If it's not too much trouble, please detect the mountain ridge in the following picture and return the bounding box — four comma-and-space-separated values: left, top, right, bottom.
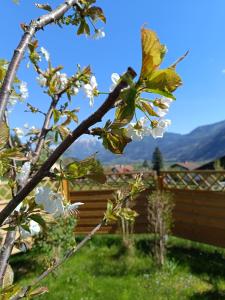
65, 120, 225, 163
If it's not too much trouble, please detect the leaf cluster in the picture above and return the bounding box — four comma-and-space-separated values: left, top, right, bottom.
60, 0, 106, 36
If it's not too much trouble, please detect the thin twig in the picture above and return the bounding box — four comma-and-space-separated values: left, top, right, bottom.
0, 0, 82, 122
169, 50, 189, 69
32, 95, 60, 164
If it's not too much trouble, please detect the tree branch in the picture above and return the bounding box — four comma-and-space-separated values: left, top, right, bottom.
0, 0, 83, 123
0, 231, 16, 287
0, 67, 137, 226
32, 95, 59, 164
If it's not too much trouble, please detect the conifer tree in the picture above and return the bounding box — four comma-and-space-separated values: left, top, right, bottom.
152, 147, 164, 175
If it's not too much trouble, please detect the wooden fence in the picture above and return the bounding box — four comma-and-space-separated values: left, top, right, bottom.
1, 171, 225, 248
69, 172, 155, 234
69, 171, 225, 248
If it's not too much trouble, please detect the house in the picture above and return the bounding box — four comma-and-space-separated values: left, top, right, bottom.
111, 164, 134, 173
170, 162, 201, 171
196, 155, 225, 170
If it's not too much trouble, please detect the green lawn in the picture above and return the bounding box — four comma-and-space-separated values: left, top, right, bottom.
10, 236, 225, 300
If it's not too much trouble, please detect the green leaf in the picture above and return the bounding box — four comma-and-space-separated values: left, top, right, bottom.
87, 6, 106, 23
114, 87, 137, 126
118, 207, 138, 222
29, 214, 46, 228
28, 286, 49, 297
57, 125, 70, 140
77, 19, 90, 35
144, 88, 176, 100
35, 3, 52, 12
53, 109, 60, 124
139, 100, 159, 117
2, 226, 16, 232
104, 200, 118, 224
66, 157, 106, 184
146, 68, 182, 93
21, 224, 31, 233
0, 159, 9, 177
140, 28, 166, 80
0, 284, 21, 299
0, 122, 9, 150
0, 148, 27, 161
102, 128, 131, 154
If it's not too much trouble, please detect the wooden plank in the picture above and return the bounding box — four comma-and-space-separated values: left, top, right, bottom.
76, 202, 108, 209
174, 204, 225, 219
173, 222, 225, 248
79, 210, 106, 217
70, 195, 113, 202
174, 212, 225, 230
77, 218, 103, 225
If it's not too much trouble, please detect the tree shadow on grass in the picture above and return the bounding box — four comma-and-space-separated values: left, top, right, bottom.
9, 250, 43, 282
167, 245, 225, 278
167, 243, 225, 299
190, 288, 225, 300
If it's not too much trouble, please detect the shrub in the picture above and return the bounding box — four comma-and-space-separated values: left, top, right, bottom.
147, 191, 174, 266
33, 216, 76, 264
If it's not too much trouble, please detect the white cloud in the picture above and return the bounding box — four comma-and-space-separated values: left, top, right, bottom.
222, 69, 225, 74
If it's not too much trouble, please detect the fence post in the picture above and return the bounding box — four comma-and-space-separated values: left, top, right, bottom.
61, 179, 69, 201
157, 173, 164, 191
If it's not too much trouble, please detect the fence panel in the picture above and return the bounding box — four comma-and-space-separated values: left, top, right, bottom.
71, 171, 225, 248
70, 188, 151, 234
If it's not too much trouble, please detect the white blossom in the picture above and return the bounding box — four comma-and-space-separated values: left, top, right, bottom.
55, 71, 68, 91
37, 74, 47, 87
16, 162, 31, 186
20, 220, 41, 239
71, 86, 79, 95
64, 202, 84, 216
35, 187, 84, 218
35, 187, 64, 217
152, 119, 172, 139
40, 46, 50, 62
110, 73, 120, 92
19, 81, 29, 100
8, 98, 17, 107
157, 107, 169, 117
127, 117, 151, 141
160, 97, 173, 108
14, 127, 24, 138
156, 97, 173, 117
93, 29, 105, 40
83, 75, 98, 107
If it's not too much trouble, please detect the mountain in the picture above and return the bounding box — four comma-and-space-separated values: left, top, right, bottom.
65, 120, 225, 163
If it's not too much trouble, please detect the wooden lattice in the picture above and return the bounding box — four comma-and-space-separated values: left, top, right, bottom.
69, 171, 156, 191
161, 171, 225, 192
0, 179, 60, 203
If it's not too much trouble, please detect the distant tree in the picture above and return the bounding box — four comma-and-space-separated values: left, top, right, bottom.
142, 159, 149, 169
152, 147, 164, 175
214, 159, 224, 170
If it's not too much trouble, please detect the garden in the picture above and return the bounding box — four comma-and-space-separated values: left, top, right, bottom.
1, 1, 225, 299
10, 235, 225, 300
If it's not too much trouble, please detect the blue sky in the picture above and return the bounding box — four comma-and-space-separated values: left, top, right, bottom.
1, 0, 225, 134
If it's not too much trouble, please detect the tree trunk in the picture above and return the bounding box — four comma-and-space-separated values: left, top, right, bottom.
0, 230, 16, 287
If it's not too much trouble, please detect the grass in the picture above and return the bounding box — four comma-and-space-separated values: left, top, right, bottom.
9, 235, 225, 300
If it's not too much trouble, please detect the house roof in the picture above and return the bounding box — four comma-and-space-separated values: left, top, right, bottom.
111, 165, 134, 173
170, 162, 201, 171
